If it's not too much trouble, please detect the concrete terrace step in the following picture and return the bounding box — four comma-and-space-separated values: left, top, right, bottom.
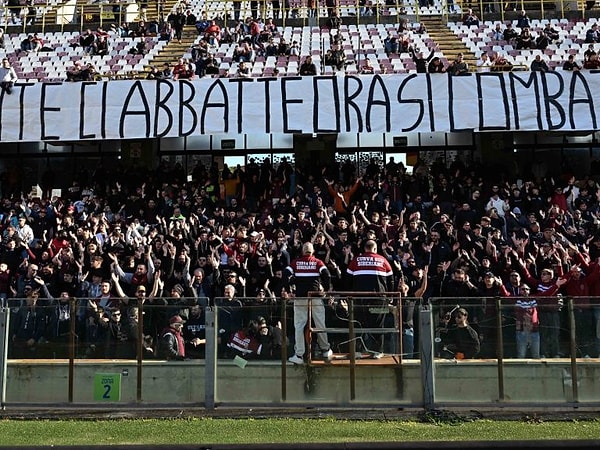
420, 15, 477, 67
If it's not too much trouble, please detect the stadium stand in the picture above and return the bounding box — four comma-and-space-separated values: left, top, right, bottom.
0, 0, 598, 79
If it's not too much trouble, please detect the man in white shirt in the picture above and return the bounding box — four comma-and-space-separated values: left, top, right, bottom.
476, 53, 492, 72
0, 58, 17, 94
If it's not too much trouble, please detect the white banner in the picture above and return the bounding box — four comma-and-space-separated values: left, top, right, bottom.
2, 71, 598, 142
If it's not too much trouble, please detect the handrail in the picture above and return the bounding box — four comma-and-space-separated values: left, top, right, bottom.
2, 295, 600, 407
1, 0, 589, 38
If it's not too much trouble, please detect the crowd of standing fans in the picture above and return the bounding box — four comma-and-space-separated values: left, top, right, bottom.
5, 155, 600, 362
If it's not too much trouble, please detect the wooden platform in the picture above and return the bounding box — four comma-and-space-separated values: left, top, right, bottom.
309, 354, 402, 366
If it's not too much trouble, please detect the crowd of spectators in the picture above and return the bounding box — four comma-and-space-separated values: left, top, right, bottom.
5, 153, 600, 362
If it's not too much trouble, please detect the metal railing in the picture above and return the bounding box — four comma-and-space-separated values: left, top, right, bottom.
0, 0, 588, 36
2, 294, 600, 408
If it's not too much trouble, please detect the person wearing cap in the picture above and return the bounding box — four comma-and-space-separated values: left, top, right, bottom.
285, 242, 333, 364
159, 315, 185, 360
429, 211, 452, 236
441, 308, 480, 359
521, 267, 567, 358
477, 271, 510, 358
104, 306, 133, 359
514, 284, 540, 359
506, 207, 527, 236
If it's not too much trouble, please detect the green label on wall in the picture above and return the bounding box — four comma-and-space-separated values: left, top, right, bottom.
93, 373, 121, 402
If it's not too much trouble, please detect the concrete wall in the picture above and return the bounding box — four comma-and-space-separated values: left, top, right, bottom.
6, 359, 600, 407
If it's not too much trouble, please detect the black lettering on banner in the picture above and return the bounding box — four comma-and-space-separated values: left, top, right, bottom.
344, 75, 363, 132
281, 77, 303, 133
80, 82, 97, 140
569, 71, 597, 130
40, 82, 61, 141
426, 74, 435, 131
509, 71, 542, 130
257, 77, 277, 133
228, 78, 253, 133
178, 80, 197, 137
477, 72, 510, 131
120, 81, 151, 138
101, 81, 107, 139
314, 76, 340, 133
18, 83, 34, 141
201, 79, 228, 134
365, 75, 390, 132
397, 74, 423, 132
448, 74, 473, 132
540, 72, 566, 130
154, 79, 174, 138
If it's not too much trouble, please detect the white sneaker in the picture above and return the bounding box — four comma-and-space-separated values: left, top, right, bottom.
322, 349, 333, 361
288, 354, 304, 365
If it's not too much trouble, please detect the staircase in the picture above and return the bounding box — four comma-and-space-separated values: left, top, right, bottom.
41, 0, 134, 31
420, 16, 477, 69
146, 26, 198, 70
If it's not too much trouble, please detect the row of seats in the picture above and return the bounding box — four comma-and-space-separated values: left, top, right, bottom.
5, 15, 600, 80
448, 17, 600, 66
0, 0, 463, 28
1, 33, 164, 80
180, 21, 435, 76
180, 0, 463, 20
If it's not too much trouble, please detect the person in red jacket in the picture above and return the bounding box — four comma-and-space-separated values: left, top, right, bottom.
285, 242, 333, 364
522, 266, 567, 358
347, 239, 394, 353
563, 264, 600, 357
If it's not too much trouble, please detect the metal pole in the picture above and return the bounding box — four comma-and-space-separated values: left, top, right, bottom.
205, 306, 216, 410
136, 299, 144, 403
568, 298, 579, 402
68, 297, 76, 403
397, 294, 403, 363
0, 305, 9, 409
419, 304, 435, 409
495, 297, 505, 402
281, 297, 287, 402
42, 0, 48, 34
348, 297, 356, 401
307, 296, 313, 364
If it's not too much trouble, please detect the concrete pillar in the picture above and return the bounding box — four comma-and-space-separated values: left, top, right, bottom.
204, 307, 216, 411
419, 304, 435, 409
0, 307, 8, 409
